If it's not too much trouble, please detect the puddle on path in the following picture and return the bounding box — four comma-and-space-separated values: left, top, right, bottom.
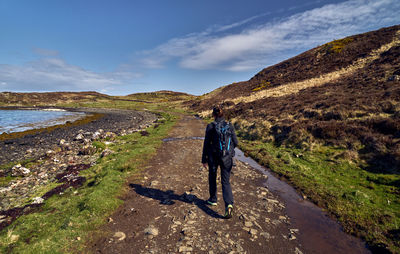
234, 148, 371, 254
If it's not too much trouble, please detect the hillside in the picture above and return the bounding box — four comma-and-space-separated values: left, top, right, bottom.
0, 90, 196, 108
0, 91, 112, 107
190, 25, 400, 110
189, 25, 400, 253
123, 90, 196, 103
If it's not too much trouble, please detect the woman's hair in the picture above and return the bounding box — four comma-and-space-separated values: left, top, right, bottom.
212, 105, 224, 118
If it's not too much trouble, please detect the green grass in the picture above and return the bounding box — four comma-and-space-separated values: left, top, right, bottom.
0, 112, 178, 253
0, 175, 17, 188
239, 139, 400, 253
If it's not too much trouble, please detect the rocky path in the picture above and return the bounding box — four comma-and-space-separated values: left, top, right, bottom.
89, 115, 303, 253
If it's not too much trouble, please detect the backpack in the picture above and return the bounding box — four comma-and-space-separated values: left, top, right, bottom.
213, 121, 235, 167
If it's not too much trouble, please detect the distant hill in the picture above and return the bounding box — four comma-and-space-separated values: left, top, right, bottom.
125, 90, 195, 102
0, 90, 196, 107
0, 91, 111, 106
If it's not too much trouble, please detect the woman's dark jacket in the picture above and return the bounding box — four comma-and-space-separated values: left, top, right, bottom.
202, 117, 238, 164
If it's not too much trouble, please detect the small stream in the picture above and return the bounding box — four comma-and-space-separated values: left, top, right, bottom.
234, 148, 370, 254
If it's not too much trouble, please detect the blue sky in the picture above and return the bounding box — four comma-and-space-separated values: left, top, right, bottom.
1, 0, 399, 95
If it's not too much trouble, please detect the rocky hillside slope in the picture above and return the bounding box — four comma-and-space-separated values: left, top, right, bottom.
190, 24, 400, 173
189, 25, 400, 252
191, 25, 399, 110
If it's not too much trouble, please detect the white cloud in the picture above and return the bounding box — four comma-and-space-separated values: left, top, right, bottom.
0, 56, 140, 93
141, 0, 400, 71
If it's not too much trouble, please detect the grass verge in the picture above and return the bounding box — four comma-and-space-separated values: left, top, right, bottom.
0, 112, 177, 253
239, 139, 400, 253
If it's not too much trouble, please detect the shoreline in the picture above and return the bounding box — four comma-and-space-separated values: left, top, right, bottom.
0, 107, 158, 212
0, 107, 157, 164
0, 109, 89, 138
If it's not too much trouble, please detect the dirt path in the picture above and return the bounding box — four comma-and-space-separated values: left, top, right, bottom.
89, 115, 302, 253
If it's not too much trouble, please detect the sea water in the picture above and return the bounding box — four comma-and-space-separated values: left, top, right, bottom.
0, 109, 86, 134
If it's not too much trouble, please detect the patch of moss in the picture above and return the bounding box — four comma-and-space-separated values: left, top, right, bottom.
92, 141, 106, 151
0, 176, 17, 187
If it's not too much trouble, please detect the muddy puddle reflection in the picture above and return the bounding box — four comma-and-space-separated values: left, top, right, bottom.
234, 148, 370, 254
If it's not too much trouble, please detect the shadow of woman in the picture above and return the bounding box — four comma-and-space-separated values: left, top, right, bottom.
129, 183, 223, 219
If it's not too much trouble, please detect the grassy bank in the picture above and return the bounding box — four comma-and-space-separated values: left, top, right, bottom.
0, 112, 177, 253
238, 139, 400, 253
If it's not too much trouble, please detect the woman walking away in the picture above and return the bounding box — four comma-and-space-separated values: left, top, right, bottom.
202, 106, 238, 219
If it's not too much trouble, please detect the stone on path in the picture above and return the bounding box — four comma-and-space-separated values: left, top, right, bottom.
144, 226, 159, 236
295, 247, 303, 254
244, 221, 253, 227
113, 232, 126, 241
11, 164, 30, 176
249, 228, 258, 235
179, 246, 193, 252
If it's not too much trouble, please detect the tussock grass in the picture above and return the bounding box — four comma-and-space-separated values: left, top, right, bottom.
0, 112, 178, 253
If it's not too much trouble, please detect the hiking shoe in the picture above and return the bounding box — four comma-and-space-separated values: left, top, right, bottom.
206, 200, 217, 206
224, 204, 233, 219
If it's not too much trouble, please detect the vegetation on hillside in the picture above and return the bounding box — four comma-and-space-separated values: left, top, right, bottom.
190, 25, 400, 253
188, 25, 400, 109
321, 37, 354, 54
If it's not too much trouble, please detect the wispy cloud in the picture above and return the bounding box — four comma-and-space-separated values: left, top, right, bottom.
33, 47, 59, 57
0, 56, 141, 93
141, 0, 400, 72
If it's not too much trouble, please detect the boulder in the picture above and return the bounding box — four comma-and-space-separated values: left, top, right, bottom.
92, 131, 101, 140
74, 133, 84, 141
46, 150, 55, 157
78, 145, 96, 156
32, 197, 44, 204
11, 164, 30, 177
101, 148, 113, 158
104, 132, 116, 139
144, 225, 159, 236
